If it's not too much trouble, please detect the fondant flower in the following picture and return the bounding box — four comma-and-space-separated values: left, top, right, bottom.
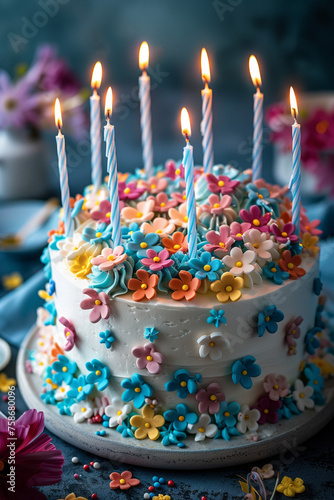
171, 189, 187, 204
71, 400, 94, 423
130, 404, 165, 440
202, 194, 233, 215
99, 330, 115, 349
304, 363, 324, 393
232, 355, 261, 389
304, 327, 321, 355
0, 373, 16, 392
139, 175, 168, 194
148, 192, 178, 212
165, 369, 201, 399
239, 205, 271, 232
236, 405, 261, 434
169, 270, 201, 301
223, 247, 256, 276
58, 494, 88, 500
81, 224, 111, 244
195, 383, 225, 414
204, 225, 234, 256
144, 327, 159, 342
263, 374, 291, 401
141, 248, 174, 271
292, 379, 314, 411
279, 250, 306, 280
52, 355, 77, 385
127, 230, 162, 258
263, 262, 289, 285
54, 381, 71, 401
207, 309, 226, 328
121, 199, 155, 224
285, 316, 303, 346
59, 317, 76, 351
189, 251, 223, 281
128, 269, 159, 301
230, 221, 252, 240
313, 277, 323, 296
276, 476, 305, 497
243, 229, 274, 261
80, 289, 111, 323
162, 232, 188, 255
187, 413, 218, 441
67, 375, 93, 402
118, 181, 145, 201
69, 253, 92, 278
214, 401, 241, 428
165, 159, 185, 180
121, 222, 140, 240
258, 305, 284, 337
271, 222, 298, 244
141, 217, 175, 237
255, 395, 282, 424
110, 470, 140, 490
85, 359, 111, 391
90, 199, 112, 224
168, 202, 201, 229
252, 463, 275, 480
206, 173, 239, 195
300, 213, 322, 236
121, 373, 153, 408
197, 332, 230, 360
210, 272, 244, 303
90, 246, 127, 271
132, 343, 164, 374
302, 232, 319, 256
105, 397, 132, 427
163, 403, 198, 431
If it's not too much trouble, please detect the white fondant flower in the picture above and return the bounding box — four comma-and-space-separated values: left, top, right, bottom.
57, 231, 87, 258
292, 379, 314, 411
243, 266, 263, 288
105, 397, 132, 427
223, 247, 256, 276
187, 413, 217, 441
236, 405, 261, 434
31, 352, 50, 377
197, 332, 230, 360
54, 382, 71, 401
93, 395, 111, 417
243, 229, 273, 262
36, 307, 50, 329
84, 188, 109, 210
71, 400, 94, 423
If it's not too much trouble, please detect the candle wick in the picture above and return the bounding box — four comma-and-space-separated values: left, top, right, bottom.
142, 68, 147, 77
106, 110, 110, 122
184, 133, 189, 143
292, 107, 298, 122
256, 82, 261, 93
93, 87, 98, 95
57, 121, 61, 134
204, 79, 209, 90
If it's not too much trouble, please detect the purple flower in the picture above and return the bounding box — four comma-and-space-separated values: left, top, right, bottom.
195, 383, 225, 414
80, 288, 111, 323
255, 395, 282, 424
239, 205, 271, 232
132, 343, 164, 374
59, 316, 76, 351
118, 181, 145, 201
271, 223, 299, 244
285, 316, 303, 348
0, 71, 39, 128
206, 174, 240, 195
141, 248, 174, 271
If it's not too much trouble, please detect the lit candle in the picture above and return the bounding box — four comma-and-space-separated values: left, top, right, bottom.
54, 98, 72, 236
201, 48, 214, 173
139, 41, 154, 178
90, 62, 103, 194
181, 108, 197, 259
289, 87, 301, 236
249, 55, 263, 181
104, 87, 121, 247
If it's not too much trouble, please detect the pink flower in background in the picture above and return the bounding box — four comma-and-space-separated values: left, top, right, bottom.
148, 192, 177, 212
239, 205, 271, 232
59, 317, 76, 351
139, 176, 168, 194
164, 160, 185, 180
206, 174, 240, 195
300, 213, 322, 236
90, 200, 112, 224
91, 246, 127, 271
270, 222, 298, 244
141, 217, 175, 237
0, 71, 39, 129
141, 248, 173, 271
204, 225, 234, 256
132, 343, 164, 374
171, 190, 187, 204
0, 409, 64, 499
263, 374, 290, 401
118, 181, 145, 201
230, 221, 252, 240
80, 289, 111, 323
202, 194, 233, 215
195, 383, 225, 414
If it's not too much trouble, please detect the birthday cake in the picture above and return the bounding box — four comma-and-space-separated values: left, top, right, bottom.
30, 162, 332, 448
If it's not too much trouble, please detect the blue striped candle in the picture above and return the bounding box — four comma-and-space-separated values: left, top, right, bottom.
201, 48, 214, 173
104, 88, 121, 247
90, 62, 102, 194
289, 87, 301, 236
249, 56, 263, 182
139, 42, 154, 178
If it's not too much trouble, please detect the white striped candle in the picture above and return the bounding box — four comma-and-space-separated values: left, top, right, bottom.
201, 48, 214, 173
181, 108, 197, 259
90, 62, 103, 194
249, 56, 263, 182
289, 87, 301, 236
104, 88, 121, 247
139, 42, 154, 178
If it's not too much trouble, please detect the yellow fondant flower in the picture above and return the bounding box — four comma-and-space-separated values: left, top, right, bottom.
276, 476, 305, 497
302, 232, 319, 256
0, 373, 16, 392
153, 495, 171, 500
210, 272, 244, 303
311, 357, 334, 376
69, 253, 92, 279
57, 494, 88, 500
130, 405, 165, 441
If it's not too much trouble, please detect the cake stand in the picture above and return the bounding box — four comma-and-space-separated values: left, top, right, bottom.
17, 325, 334, 470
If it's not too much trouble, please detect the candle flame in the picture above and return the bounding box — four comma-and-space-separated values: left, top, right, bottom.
54, 98, 62, 129
181, 107, 191, 138
290, 86, 298, 119
91, 62, 102, 90
105, 87, 113, 117
249, 55, 262, 88
139, 41, 149, 70
201, 48, 211, 84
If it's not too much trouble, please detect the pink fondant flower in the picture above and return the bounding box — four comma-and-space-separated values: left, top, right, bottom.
285, 316, 303, 349
230, 221, 252, 241
171, 190, 187, 204
80, 289, 111, 323
139, 176, 168, 194
132, 343, 164, 374
118, 181, 145, 201
141, 217, 175, 237
204, 225, 234, 256
121, 199, 155, 224
263, 374, 291, 401
90, 199, 111, 224
59, 317, 76, 351
110, 470, 140, 490
206, 174, 240, 195
127, 270, 159, 301
239, 205, 271, 232
270, 222, 298, 244
202, 194, 233, 215
148, 192, 178, 213
300, 212, 322, 236
141, 248, 174, 271
91, 246, 127, 271
195, 383, 225, 414
164, 160, 185, 180
168, 202, 201, 228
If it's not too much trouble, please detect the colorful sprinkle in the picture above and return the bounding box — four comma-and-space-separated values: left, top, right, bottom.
71, 457, 79, 464
91, 494, 98, 500
74, 473, 79, 479
148, 486, 155, 492
168, 480, 174, 487
83, 464, 90, 471
93, 462, 100, 469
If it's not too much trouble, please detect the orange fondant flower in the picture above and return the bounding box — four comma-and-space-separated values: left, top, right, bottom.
162, 231, 188, 255
169, 270, 201, 301
128, 269, 159, 301
279, 250, 306, 280
210, 272, 244, 303
51, 342, 64, 362
130, 405, 165, 440
110, 470, 140, 490
48, 220, 64, 242
302, 232, 319, 256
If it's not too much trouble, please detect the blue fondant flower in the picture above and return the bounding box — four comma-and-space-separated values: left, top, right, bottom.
315, 304, 326, 329
144, 327, 159, 343
127, 231, 162, 258
189, 251, 223, 281
121, 222, 140, 241
99, 330, 115, 349
46, 279, 55, 296
40, 246, 52, 279
40, 389, 56, 405
277, 396, 301, 420
57, 397, 76, 416
67, 375, 94, 402
231, 355, 261, 389
82, 223, 112, 245
43, 300, 57, 326
49, 233, 65, 250
163, 403, 198, 431
121, 373, 153, 408
263, 263, 289, 285
313, 277, 323, 296
160, 424, 187, 447
214, 425, 241, 441
71, 197, 85, 218
207, 309, 226, 328
304, 328, 321, 355
214, 401, 240, 428
116, 415, 136, 438
52, 355, 77, 385
85, 359, 111, 391
258, 305, 284, 337
246, 183, 274, 213
165, 369, 202, 399
304, 363, 324, 392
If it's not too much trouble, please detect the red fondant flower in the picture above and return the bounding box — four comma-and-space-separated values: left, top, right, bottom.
169, 270, 201, 301
128, 269, 159, 301
162, 232, 188, 255
278, 250, 306, 280
110, 470, 140, 490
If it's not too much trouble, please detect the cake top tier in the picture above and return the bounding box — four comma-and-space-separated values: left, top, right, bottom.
45, 162, 321, 304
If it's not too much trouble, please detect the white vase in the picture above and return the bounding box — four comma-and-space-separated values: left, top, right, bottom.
0, 129, 50, 200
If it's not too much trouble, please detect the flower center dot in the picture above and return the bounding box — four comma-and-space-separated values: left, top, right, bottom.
253, 243, 259, 249
124, 188, 131, 194
236, 233, 242, 237
253, 219, 260, 227
273, 384, 279, 390
287, 263, 294, 269
225, 285, 233, 293
265, 316, 270, 322
218, 181, 225, 187
62, 367, 68, 372
174, 244, 181, 250
156, 230, 163, 234
281, 232, 288, 237
5, 98, 17, 110
264, 409, 269, 414
147, 355, 153, 361
145, 422, 151, 428
153, 257, 161, 262
175, 169, 181, 175
95, 300, 101, 305
120, 479, 126, 484
66, 331, 71, 337
235, 261, 243, 268
292, 329, 296, 335
224, 411, 230, 417
60, 387, 65, 392
107, 255, 115, 261
203, 264, 211, 271
213, 203, 220, 208
271, 267, 277, 273
209, 394, 217, 401
198, 427, 205, 433
140, 242, 148, 248
183, 195, 187, 200
95, 370, 101, 376
182, 284, 189, 291
160, 203, 166, 208
242, 370, 247, 376
81, 407, 86, 412
134, 387, 141, 393
178, 416, 185, 422
78, 386, 82, 392
151, 184, 156, 189
141, 283, 148, 290
209, 341, 215, 347
219, 242, 225, 247
258, 194, 263, 199
117, 410, 122, 415
136, 212, 143, 218
95, 232, 102, 237
244, 414, 249, 420
180, 381, 187, 387
183, 216, 188, 222
106, 212, 111, 217
299, 392, 305, 398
